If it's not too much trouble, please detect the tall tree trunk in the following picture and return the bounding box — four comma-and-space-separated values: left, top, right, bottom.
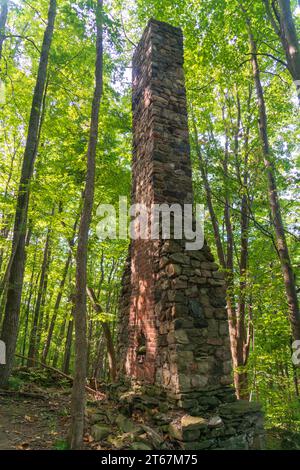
86, 286, 116, 382
235, 180, 250, 399
63, 318, 74, 375
247, 17, 300, 341
263, 0, 300, 99
87, 315, 93, 378
0, 0, 8, 63
0, 0, 56, 387
52, 318, 66, 369
236, 135, 252, 399
27, 223, 52, 367
69, 0, 103, 449
93, 332, 105, 379
35, 247, 51, 357
20, 241, 38, 362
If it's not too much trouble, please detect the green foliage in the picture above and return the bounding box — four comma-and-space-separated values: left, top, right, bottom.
8, 375, 24, 391
53, 439, 70, 450
13, 368, 71, 388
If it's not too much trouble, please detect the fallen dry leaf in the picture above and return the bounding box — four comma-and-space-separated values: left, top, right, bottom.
24, 415, 34, 423
17, 442, 30, 450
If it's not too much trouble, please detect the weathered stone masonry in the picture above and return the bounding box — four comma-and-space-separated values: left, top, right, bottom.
117, 19, 263, 449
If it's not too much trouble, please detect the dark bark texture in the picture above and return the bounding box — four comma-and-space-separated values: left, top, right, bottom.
69, 0, 103, 449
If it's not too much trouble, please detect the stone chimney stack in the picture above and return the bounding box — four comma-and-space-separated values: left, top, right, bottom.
118, 19, 233, 404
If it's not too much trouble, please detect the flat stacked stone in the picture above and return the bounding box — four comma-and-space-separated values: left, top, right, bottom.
117, 18, 264, 450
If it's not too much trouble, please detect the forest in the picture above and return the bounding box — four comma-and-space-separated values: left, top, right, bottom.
0, 0, 299, 453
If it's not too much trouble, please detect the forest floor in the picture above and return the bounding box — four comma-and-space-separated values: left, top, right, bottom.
0, 366, 171, 451
1, 367, 300, 451
0, 390, 71, 450
0, 367, 86, 450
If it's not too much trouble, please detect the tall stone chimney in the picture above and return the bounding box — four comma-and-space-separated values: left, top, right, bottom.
118, 18, 233, 402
